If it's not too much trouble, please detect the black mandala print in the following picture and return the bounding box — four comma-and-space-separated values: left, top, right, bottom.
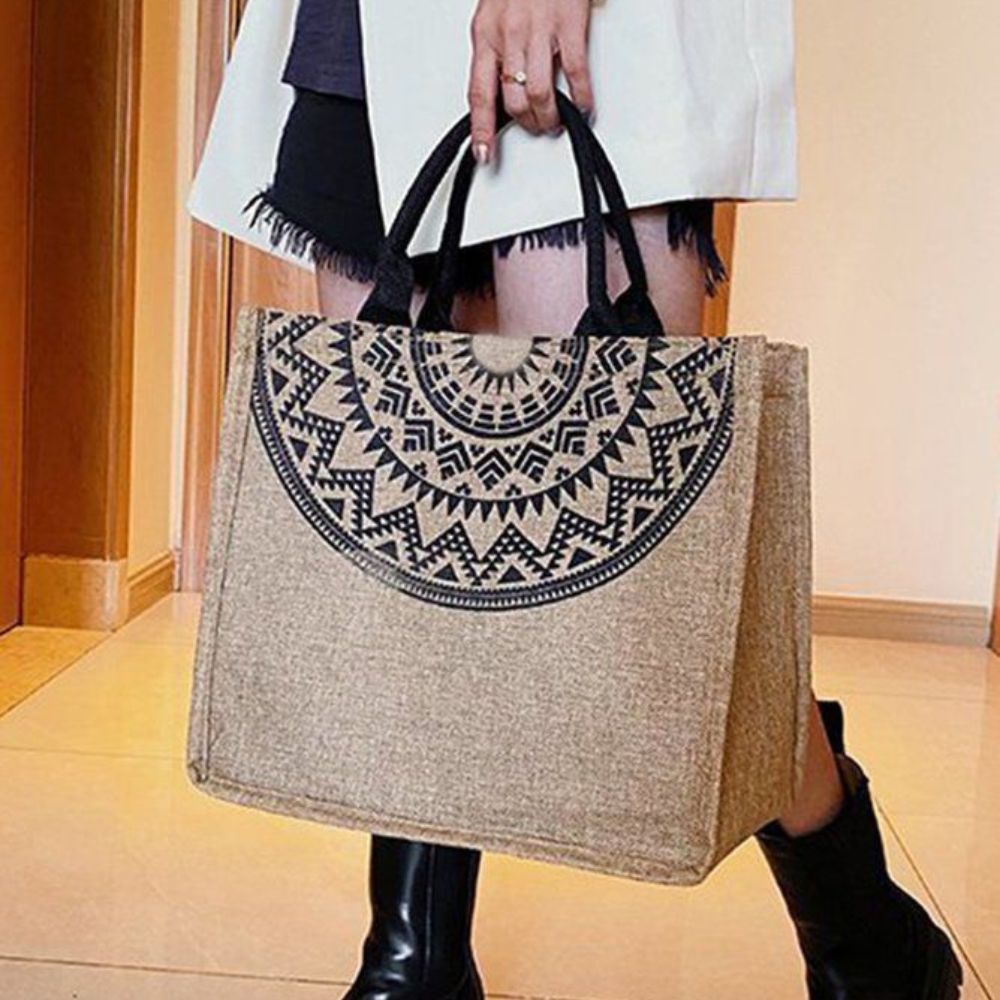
251, 311, 736, 611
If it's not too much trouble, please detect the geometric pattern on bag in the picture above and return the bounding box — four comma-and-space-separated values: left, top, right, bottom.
251, 309, 737, 610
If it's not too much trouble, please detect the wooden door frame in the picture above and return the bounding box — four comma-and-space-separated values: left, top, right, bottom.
0, 0, 32, 632
20, 0, 143, 629
178, 3, 737, 590
178, 0, 241, 591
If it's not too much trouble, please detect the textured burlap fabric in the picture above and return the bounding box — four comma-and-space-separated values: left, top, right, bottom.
187, 306, 812, 885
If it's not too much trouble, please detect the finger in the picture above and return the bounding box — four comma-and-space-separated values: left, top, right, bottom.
468, 39, 500, 163
499, 13, 539, 134
525, 35, 558, 133
557, 25, 594, 119
501, 61, 540, 134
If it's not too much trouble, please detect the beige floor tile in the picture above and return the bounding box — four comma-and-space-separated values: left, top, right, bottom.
0, 745, 985, 1000
0, 961, 339, 999
0, 597, 994, 998
477, 817, 986, 1000
0, 750, 370, 982
0, 626, 107, 717
115, 593, 202, 647
886, 812, 1000, 999
478, 839, 804, 1000
813, 635, 1000, 703
0, 640, 193, 759
817, 690, 1000, 822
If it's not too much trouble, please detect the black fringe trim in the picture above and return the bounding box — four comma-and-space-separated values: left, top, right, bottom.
494, 219, 592, 257
496, 203, 729, 298
667, 200, 729, 298
244, 190, 380, 283
245, 190, 728, 299
244, 190, 496, 297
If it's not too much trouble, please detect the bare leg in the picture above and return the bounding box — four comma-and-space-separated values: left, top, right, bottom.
493, 204, 844, 838
778, 700, 844, 835
317, 268, 496, 331
316, 267, 376, 321
494, 206, 706, 336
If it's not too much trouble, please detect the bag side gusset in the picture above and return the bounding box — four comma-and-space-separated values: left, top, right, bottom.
707, 342, 813, 877
187, 306, 267, 783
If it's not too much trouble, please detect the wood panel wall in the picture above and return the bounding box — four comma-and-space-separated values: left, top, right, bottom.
21, 0, 142, 629
0, 0, 33, 632
178, 0, 238, 592
180, 0, 319, 591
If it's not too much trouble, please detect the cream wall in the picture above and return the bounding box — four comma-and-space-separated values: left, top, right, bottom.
129, 0, 198, 575
729, 0, 1000, 607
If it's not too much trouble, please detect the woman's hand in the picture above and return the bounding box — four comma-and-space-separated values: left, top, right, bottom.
468, 0, 594, 163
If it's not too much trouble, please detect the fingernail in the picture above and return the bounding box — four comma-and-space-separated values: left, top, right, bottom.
473, 142, 490, 165
579, 105, 595, 126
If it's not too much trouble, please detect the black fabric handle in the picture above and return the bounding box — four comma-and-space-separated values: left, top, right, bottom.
418, 103, 662, 335
358, 91, 662, 337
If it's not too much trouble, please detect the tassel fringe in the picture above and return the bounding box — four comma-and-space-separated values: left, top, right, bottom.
244, 191, 379, 283
245, 191, 728, 299
666, 200, 729, 298
495, 219, 591, 257
244, 190, 495, 296
497, 205, 729, 298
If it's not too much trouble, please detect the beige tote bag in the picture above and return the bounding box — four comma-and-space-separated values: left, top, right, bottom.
187, 96, 812, 886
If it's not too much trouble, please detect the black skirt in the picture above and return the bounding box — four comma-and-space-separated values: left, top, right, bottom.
246, 87, 728, 297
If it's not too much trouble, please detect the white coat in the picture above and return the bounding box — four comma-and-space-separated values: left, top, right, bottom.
189, 0, 797, 267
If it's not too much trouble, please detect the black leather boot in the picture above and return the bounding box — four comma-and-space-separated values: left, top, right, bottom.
757, 701, 963, 999
342, 835, 484, 1000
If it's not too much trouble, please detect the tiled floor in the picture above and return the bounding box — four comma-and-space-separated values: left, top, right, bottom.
0, 625, 106, 716
0, 594, 997, 999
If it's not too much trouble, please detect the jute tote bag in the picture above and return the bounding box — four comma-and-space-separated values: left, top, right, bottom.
187, 94, 812, 886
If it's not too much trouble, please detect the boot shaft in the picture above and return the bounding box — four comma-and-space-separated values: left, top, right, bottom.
355, 836, 482, 1000
755, 702, 962, 999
